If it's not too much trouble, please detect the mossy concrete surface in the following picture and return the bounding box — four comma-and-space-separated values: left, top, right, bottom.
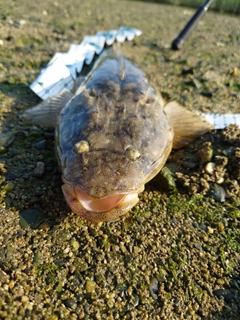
0, 0, 239, 319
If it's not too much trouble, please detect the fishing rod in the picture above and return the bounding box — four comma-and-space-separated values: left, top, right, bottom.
172, 0, 215, 50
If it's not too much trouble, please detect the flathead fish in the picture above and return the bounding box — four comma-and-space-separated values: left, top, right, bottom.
23, 48, 212, 222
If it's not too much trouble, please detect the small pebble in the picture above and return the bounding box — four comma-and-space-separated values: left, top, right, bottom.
216, 41, 225, 47
4, 181, 14, 192
22, 174, 30, 179
231, 67, 238, 76
132, 293, 140, 307
0, 146, 6, 154
0, 132, 15, 148
5, 172, 18, 180
207, 183, 226, 202
19, 19, 27, 25
7, 19, 14, 25
33, 161, 45, 177
0, 269, 9, 282
207, 226, 214, 234
216, 176, 224, 184
201, 91, 213, 98
14, 19, 27, 27
19, 208, 47, 229
85, 280, 96, 293
8, 281, 15, 290
182, 161, 196, 169
213, 289, 236, 302
217, 222, 225, 232
205, 162, 216, 175
35, 140, 46, 150
21, 295, 29, 304
149, 277, 159, 301
71, 239, 80, 251
181, 68, 194, 75
63, 298, 77, 309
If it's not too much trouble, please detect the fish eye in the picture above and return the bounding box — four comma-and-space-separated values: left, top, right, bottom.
74, 140, 90, 153
125, 146, 141, 161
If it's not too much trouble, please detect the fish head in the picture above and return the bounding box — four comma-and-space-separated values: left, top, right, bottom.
55, 84, 173, 222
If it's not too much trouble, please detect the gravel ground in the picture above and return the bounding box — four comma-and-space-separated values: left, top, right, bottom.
0, 0, 240, 319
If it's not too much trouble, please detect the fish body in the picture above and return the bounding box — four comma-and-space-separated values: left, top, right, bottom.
24, 48, 212, 222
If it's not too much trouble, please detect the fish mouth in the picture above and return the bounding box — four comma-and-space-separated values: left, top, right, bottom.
62, 184, 139, 223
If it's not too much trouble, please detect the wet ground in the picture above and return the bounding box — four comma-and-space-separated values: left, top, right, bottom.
0, 0, 240, 319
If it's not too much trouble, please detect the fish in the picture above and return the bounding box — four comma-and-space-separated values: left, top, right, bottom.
23, 47, 212, 223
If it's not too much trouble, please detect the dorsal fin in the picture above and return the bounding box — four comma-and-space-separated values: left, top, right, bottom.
112, 43, 125, 81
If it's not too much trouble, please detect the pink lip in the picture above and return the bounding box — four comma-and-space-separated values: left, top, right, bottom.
74, 188, 126, 212
62, 184, 139, 222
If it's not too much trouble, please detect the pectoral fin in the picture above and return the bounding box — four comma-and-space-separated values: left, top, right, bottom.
21, 88, 73, 128
164, 101, 213, 149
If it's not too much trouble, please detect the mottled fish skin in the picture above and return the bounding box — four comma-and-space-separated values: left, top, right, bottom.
56, 49, 173, 200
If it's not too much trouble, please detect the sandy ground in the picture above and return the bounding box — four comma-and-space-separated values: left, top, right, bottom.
0, 0, 240, 319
